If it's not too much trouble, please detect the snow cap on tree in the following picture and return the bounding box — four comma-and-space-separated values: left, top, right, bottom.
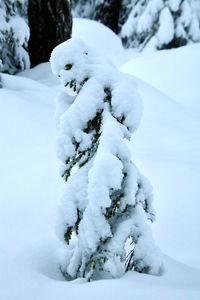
120, 0, 200, 51
50, 38, 163, 281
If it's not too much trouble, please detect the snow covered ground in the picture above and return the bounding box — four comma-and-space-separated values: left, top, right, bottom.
0, 19, 200, 299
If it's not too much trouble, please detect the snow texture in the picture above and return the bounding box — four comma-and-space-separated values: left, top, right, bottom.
50, 38, 163, 280
72, 18, 126, 67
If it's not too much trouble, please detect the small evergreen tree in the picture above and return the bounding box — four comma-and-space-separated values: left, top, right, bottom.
120, 0, 200, 51
50, 38, 163, 281
0, 0, 30, 74
28, 0, 72, 67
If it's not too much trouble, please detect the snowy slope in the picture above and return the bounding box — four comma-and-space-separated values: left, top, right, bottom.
120, 44, 200, 268
128, 78, 200, 268
0, 19, 200, 300
121, 44, 200, 108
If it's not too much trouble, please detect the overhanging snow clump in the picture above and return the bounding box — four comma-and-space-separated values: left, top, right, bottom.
50, 38, 163, 281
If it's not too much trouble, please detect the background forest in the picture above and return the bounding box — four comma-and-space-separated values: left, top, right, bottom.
0, 0, 200, 74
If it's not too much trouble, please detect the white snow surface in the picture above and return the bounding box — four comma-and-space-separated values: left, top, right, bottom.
72, 18, 127, 67
0, 19, 200, 299
121, 43, 200, 108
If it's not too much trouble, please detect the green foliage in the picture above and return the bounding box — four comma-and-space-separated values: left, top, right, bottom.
65, 64, 73, 70
64, 226, 72, 245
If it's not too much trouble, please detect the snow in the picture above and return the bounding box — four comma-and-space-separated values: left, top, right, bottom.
9, 16, 30, 46
121, 43, 200, 108
19, 62, 60, 87
0, 18, 200, 299
157, 7, 174, 45
0, 6, 7, 32
72, 18, 126, 67
168, 0, 182, 12
125, 77, 200, 269
138, 0, 163, 34
121, 43, 200, 267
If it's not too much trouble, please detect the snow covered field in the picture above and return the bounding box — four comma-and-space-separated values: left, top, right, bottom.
0, 19, 200, 299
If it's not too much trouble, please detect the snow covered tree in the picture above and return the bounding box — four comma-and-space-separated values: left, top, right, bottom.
50, 38, 163, 281
0, 0, 30, 74
28, 0, 72, 67
120, 0, 200, 51
119, 0, 133, 30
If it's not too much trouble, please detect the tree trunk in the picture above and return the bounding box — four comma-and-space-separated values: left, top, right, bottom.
28, 0, 72, 67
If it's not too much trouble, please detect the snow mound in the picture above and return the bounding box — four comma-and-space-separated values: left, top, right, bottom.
121, 43, 200, 108
18, 62, 60, 87
72, 18, 126, 67
128, 78, 200, 268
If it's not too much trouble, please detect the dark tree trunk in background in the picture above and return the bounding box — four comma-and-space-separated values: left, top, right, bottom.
94, 0, 121, 34
28, 0, 72, 67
